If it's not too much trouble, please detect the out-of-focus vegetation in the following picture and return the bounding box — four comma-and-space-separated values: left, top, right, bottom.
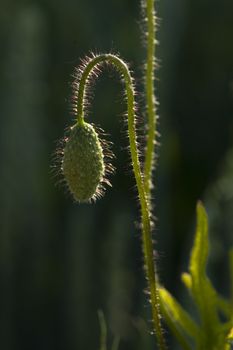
0, 0, 233, 349
160, 202, 233, 350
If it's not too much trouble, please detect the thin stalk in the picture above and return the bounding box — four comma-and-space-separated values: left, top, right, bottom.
143, 0, 157, 198
111, 336, 120, 350
76, 53, 167, 350
142, 0, 167, 345
98, 310, 107, 350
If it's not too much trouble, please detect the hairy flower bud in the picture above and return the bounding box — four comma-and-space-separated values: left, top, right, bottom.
62, 121, 105, 202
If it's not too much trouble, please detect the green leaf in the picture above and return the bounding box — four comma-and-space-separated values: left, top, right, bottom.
181, 272, 192, 291
225, 327, 233, 350
226, 327, 233, 342
182, 272, 231, 319
217, 295, 232, 319
189, 202, 222, 348
162, 203, 232, 349
190, 201, 209, 280
159, 287, 200, 349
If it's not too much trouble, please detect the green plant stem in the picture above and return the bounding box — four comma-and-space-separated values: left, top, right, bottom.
111, 336, 120, 350
143, 0, 157, 198
98, 310, 107, 350
76, 53, 167, 350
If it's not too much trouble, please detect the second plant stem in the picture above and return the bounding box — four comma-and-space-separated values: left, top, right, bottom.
144, 0, 157, 198
143, 1, 167, 348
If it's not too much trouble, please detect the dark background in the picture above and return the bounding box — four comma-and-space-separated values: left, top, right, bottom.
0, 0, 233, 349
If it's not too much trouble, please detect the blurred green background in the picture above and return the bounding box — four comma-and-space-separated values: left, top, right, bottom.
0, 0, 233, 349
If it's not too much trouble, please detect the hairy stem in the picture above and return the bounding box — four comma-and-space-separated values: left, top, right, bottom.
143, 0, 157, 198
76, 53, 166, 350
142, 1, 167, 345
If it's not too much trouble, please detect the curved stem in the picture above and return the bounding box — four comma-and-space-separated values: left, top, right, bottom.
76, 53, 167, 350
143, 0, 157, 198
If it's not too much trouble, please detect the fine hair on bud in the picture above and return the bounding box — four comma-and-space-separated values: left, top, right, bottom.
62, 121, 113, 203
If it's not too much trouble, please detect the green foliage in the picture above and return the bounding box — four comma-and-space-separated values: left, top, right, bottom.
159, 202, 233, 349
159, 288, 200, 350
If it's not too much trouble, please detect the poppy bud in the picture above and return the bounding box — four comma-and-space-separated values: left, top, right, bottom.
62, 121, 105, 202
